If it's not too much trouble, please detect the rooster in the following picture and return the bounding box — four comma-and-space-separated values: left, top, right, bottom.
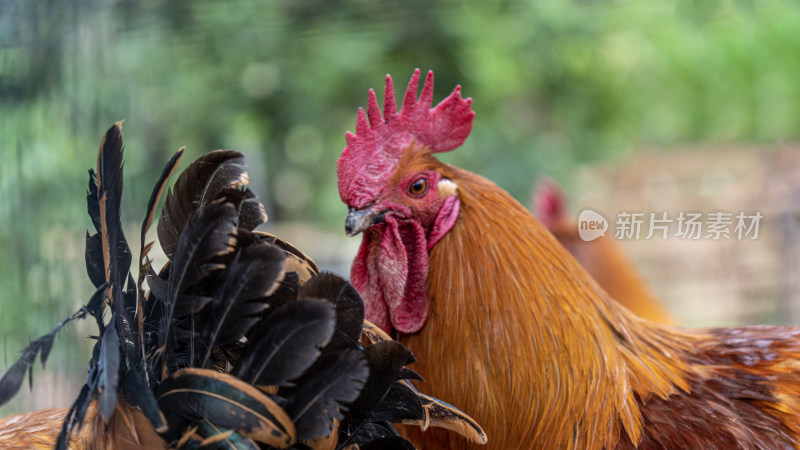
0, 123, 486, 449
532, 179, 677, 325
337, 69, 800, 449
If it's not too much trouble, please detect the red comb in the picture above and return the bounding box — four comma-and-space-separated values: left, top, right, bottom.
344, 69, 475, 155
532, 178, 567, 229
338, 69, 475, 208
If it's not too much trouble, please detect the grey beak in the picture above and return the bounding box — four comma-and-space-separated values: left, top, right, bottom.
345, 207, 386, 237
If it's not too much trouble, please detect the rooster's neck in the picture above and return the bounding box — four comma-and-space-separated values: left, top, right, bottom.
406, 166, 689, 448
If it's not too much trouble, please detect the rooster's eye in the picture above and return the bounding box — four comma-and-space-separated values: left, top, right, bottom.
409, 178, 428, 196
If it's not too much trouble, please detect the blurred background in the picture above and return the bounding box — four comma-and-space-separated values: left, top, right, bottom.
4, 0, 800, 415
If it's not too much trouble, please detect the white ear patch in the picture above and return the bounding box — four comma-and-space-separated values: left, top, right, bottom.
437, 178, 458, 198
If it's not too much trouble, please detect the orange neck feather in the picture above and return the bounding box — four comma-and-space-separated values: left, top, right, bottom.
400, 165, 691, 448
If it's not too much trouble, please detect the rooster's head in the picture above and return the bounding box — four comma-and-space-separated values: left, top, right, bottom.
337, 69, 474, 334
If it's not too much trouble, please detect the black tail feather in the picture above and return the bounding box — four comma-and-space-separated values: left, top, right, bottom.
298, 272, 365, 352
97, 316, 121, 421
198, 243, 285, 368
157, 150, 266, 259
233, 298, 336, 387
157, 368, 295, 447
138, 148, 184, 375
158, 200, 237, 375
281, 349, 369, 442
0, 295, 98, 408
1, 124, 487, 450
56, 382, 94, 450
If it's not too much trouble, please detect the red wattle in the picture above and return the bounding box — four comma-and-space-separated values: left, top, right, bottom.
351, 216, 430, 334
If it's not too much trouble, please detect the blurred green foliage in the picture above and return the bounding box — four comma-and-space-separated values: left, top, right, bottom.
3, 0, 800, 412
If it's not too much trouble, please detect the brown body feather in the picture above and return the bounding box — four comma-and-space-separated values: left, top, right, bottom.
0, 408, 77, 449
396, 161, 800, 449
0, 399, 168, 449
